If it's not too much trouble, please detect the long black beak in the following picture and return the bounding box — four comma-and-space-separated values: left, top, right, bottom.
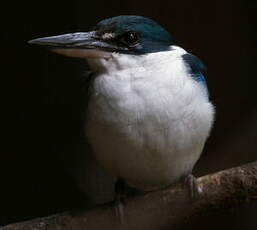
29, 32, 100, 48
28, 31, 115, 58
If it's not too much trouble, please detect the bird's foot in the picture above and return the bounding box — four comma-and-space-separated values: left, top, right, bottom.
184, 174, 202, 200
114, 179, 127, 224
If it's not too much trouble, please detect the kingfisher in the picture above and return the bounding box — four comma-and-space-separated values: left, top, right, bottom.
29, 15, 214, 204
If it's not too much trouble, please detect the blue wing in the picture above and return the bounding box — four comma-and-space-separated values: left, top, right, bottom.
182, 53, 209, 98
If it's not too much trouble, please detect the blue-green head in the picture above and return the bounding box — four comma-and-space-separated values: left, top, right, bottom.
94, 15, 174, 54
29, 15, 175, 56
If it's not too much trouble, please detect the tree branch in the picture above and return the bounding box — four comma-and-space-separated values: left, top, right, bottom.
1, 161, 257, 230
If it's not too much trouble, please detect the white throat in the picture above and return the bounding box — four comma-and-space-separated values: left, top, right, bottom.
86, 46, 187, 73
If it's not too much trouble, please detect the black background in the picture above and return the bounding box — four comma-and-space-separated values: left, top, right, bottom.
1, 0, 257, 228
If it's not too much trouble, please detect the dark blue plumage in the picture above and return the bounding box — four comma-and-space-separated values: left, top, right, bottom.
182, 53, 208, 96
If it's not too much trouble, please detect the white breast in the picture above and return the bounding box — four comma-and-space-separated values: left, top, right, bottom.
85, 46, 214, 191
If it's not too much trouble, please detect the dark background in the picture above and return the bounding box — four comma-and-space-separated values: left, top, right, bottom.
1, 0, 257, 228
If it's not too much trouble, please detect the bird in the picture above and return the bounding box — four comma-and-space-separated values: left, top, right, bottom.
29, 15, 214, 204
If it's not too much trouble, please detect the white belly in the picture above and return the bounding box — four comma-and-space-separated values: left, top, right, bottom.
85, 74, 213, 191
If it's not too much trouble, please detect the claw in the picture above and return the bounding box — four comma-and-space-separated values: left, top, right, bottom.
114, 195, 125, 224
114, 179, 127, 224
185, 174, 202, 200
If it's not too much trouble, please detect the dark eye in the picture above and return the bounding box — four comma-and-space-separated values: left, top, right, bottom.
121, 32, 139, 46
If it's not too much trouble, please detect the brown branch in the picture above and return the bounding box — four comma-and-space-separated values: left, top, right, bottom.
1, 161, 257, 230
